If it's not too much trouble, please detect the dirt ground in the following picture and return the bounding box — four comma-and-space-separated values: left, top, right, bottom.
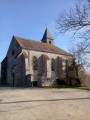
0, 87, 90, 120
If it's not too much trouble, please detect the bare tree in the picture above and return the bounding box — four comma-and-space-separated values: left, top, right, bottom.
56, 0, 90, 53
56, 0, 90, 34
56, 0, 90, 86
68, 44, 88, 86
56, 0, 90, 72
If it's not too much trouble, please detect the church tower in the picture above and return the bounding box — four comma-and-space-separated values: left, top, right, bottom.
41, 27, 54, 45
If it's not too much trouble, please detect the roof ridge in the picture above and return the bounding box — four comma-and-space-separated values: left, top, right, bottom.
14, 35, 55, 46
13, 36, 71, 56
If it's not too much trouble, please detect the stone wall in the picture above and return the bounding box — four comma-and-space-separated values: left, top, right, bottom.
5, 38, 71, 87
6, 38, 23, 86
1, 57, 7, 85
22, 49, 70, 86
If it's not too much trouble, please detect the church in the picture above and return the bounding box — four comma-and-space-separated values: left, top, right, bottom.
1, 28, 72, 87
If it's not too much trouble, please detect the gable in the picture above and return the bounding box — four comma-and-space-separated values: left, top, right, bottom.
7, 36, 22, 58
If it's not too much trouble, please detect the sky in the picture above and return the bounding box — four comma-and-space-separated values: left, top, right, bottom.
0, 0, 76, 63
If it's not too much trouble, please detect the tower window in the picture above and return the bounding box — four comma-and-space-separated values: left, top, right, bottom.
49, 41, 51, 44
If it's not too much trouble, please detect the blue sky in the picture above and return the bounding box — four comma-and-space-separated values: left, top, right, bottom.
0, 0, 76, 63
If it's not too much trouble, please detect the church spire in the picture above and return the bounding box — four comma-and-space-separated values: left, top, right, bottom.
41, 27, 54, 45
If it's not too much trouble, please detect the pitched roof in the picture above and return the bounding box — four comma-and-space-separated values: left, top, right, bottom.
41, 28, 54, 42
14, 36, 71, 56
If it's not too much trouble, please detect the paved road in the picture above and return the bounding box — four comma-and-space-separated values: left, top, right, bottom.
0, 87, 90, 120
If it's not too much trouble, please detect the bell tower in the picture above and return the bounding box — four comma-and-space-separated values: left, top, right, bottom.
41, 27, 54, 45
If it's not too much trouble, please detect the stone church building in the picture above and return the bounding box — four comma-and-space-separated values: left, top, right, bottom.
1, 28, 72, 87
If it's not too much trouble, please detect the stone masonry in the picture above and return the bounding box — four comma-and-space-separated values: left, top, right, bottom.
1, 28, 72, 87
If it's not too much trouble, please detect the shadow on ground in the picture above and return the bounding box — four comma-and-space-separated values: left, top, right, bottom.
0, 97, 90, 104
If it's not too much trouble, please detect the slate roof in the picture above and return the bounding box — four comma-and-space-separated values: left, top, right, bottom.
14, 36, 71, 56
41, 27, 54, 42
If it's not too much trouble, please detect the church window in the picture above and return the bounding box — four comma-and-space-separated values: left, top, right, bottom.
51, 58, 55, 71
49, 41, 51, 44
33, 56, 38, 70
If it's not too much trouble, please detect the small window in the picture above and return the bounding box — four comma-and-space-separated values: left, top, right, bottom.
49, 41, 51, 44
51, 59, 55, 71
33, 56, 38, 70
12, 50, 15, 56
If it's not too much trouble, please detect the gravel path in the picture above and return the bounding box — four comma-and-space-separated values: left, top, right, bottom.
0, 87, 90, 120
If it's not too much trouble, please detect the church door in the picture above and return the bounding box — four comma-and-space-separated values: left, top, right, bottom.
12, 73, 15, 86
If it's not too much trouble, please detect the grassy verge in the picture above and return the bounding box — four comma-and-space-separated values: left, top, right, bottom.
41, 85, 90, 90
77, 87, 90, 90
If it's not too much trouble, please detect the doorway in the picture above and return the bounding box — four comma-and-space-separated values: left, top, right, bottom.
32, 81, 37, 87
12, 73, 15, 86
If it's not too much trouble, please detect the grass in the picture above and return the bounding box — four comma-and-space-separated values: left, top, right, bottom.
41, 85, 90, 90
77, 87, 90, 90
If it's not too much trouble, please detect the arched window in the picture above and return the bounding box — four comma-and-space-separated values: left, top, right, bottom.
33, 56, 38, 70
49, 41, 51, 44
51, 58, 55, 71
